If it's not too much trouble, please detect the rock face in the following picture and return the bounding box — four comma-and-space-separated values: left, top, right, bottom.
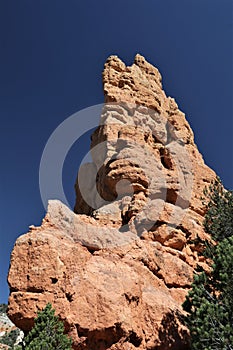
8, 55, 216, 349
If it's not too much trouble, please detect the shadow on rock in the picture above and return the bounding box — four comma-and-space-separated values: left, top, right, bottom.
156, 310, 190, 350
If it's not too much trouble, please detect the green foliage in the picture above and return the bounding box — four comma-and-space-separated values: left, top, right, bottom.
0, 303, 22, 349
24, 303, 72, 350
203, 177, 233, 242
0, 329, 20, 348
0, 303, 8, 313
183, 178, 233, 350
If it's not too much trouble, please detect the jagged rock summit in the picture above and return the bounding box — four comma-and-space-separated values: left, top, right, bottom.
8, 55, 216, 349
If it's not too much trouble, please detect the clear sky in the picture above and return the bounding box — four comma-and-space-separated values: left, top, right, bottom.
0, 0, 232, 303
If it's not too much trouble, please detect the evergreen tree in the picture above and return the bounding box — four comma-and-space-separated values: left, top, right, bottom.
183, 178, 233, 350
203, 177, 233, 242
23, 303, 72, 350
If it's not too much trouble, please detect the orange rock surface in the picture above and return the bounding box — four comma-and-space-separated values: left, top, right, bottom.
8, 55, 216, 349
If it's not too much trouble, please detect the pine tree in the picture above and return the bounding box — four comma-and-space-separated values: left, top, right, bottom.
23, 303, 72, 350
203, 177, 233, 242
183, 178, 233, 350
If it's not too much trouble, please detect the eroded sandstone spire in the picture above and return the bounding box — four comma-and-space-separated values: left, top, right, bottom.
8, 55, 216, 350
75, 54, 215, 243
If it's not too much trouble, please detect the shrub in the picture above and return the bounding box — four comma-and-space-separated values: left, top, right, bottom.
183, 178, 233, 350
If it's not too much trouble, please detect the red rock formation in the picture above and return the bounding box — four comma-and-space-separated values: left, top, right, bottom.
8, 55, 216, 349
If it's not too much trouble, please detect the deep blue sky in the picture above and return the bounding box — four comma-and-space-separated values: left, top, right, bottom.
0, 0, 232, 303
